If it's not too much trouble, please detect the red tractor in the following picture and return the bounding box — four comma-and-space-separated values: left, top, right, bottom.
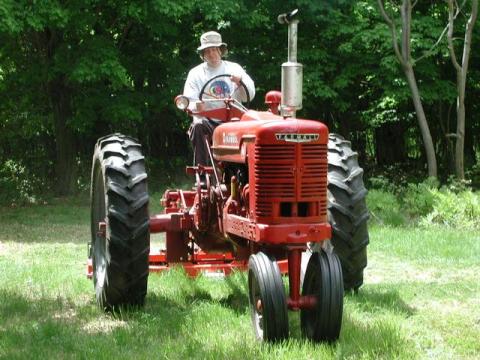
89, 10, 368, 342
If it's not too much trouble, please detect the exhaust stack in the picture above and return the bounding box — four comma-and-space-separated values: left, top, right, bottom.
278, 9, 302, 118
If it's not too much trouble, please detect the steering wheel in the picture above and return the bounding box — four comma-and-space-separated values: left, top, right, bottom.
199, 73, 251, 108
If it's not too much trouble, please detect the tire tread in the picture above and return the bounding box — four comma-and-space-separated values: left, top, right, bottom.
90, 133, 150, 310
327, 133, 369, 291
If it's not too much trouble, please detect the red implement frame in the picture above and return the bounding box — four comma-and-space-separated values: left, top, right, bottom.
86, 233, 289, 278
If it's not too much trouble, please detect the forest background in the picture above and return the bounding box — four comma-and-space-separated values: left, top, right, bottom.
1, 0, 479, 203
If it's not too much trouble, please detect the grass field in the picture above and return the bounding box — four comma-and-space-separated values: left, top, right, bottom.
0, 196, 479, 359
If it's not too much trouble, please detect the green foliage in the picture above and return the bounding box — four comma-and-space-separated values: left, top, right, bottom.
146, 156, 191, 193
0, 0, 479, 196
444, 175, 473, 193
69, 39, 131, 88
367, 189, 406, 226
421, 189, 480, 229
367, 178, 480, 229
368, 175, 399, 193
0, 160, 46, 205
466, 161, 480, 187
401, 177, 439, 219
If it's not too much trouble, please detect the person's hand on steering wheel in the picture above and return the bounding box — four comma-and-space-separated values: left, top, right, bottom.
230, 74, 242, 86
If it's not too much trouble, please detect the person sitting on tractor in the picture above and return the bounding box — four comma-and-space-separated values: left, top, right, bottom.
183, 31, 255, 167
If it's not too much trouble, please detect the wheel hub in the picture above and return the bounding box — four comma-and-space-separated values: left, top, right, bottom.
256, 299, 263, 312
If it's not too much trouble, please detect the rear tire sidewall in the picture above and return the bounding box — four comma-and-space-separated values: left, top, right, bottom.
90, 134, 150, 310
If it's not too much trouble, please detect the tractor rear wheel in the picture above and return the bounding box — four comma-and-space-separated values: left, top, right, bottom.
90, 134, 150, 310
248, 252, 289, 342
301, 249, 343, 342
326, 133, 369, 291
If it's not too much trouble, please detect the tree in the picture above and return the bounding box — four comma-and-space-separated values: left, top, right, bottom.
0, 1, 131, 195
447, 0, 478, 180
377, 0, 438, 177
1, 0, 479, 200
0, 0, 196, 195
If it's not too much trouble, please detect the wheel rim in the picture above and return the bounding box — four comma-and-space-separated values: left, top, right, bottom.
94, 236, 106, 288
249, 270, 264, 339
92, 166, 107, 289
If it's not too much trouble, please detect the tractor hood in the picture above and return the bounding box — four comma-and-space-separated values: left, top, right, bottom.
211, 110, 329, 163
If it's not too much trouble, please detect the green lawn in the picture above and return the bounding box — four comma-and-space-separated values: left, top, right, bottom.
0, 197, 479, 359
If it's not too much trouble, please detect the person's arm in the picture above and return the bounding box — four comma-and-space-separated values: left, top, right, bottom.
229, 63, 255, 102
183, 69, 201, 111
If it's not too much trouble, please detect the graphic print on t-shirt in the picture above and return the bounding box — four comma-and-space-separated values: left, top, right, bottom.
208, 80, 231, 98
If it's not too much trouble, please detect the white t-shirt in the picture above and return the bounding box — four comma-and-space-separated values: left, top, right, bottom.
183, 60, 255, 123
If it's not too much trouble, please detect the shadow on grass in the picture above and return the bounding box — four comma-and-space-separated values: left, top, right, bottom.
219, 272, 249, 313
145, 268, 242, 315
0, 283, 418, 359
280, 286, 418, 358
151, 270, 250, 315
338, 312, 417, 358
346, 287, 416, 316
333, 286, 418, 358
0, 289, 194, 358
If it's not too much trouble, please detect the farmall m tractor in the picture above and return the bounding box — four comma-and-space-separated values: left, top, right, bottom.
89, 10, 369, 342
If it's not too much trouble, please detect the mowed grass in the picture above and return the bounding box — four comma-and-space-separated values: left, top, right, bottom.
0, 196, 479, 359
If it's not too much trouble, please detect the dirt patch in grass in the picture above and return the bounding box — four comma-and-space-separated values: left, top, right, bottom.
0, 241, 30, 256
0, 242, 7, 256
81, 317, 128, 334
367, 255, 437, 283
53, 308, 78, 321
366, 254, 479, 285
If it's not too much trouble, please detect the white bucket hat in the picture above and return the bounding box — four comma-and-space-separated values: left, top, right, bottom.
197, 31, 227, 54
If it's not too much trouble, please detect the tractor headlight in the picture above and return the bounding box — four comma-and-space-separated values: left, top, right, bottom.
174, 95, 190, 110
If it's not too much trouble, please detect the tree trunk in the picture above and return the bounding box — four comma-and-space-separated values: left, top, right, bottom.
49, 78, 77, 196
375, 121, 407, 166
455, 75, 466, 179
377, 0, 438, 178
447, 0, 478, 180
403, 64, 437, 177
41, 28, 77, 196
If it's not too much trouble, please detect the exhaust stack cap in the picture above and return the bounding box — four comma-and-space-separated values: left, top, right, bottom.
278, 9, 299, 25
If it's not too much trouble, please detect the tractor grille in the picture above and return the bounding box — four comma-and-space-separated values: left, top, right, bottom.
301, 144, 328, 199
254, 143, 327, 218
254, 144, 295, 217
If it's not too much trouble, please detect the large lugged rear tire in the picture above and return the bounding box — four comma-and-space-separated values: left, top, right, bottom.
90, 134, 150, 310
326, 133, 369, 291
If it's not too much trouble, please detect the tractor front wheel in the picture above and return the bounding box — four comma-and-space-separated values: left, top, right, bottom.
301, 249, 344, 342
90, 134, 150, 311
248, 252, 289, 342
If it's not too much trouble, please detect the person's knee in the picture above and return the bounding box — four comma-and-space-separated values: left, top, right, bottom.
190, 122, 205, 139
190, 121, 213, 142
